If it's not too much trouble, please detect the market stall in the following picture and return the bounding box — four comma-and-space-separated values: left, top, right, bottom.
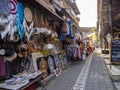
0, 0, 68, 89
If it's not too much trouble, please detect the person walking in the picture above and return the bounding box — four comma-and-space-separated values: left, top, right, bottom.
80, 42, 84, 60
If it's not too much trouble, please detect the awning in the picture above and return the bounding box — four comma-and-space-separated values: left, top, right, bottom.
35, 0, 63, 21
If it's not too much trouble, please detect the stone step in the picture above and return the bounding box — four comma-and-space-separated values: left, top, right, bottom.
107, 65, 120, 81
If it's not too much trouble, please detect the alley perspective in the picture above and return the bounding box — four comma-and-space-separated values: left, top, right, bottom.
0, 0, 120, 90
36, 49, 118, 90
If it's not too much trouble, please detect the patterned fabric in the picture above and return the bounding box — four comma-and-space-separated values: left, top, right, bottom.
47, 56, 55, 74
20, 56, 31, 72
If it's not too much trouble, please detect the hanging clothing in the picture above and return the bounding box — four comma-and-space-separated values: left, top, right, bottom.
0, 56, 6, 76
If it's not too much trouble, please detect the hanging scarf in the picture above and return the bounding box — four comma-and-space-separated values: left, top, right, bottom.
16, 14, 24, 39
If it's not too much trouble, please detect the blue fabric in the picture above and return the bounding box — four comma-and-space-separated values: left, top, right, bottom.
16, 14, 24, 39
66, 19, 73, 38
58, 27, 65, 41
17, 3, 24, 23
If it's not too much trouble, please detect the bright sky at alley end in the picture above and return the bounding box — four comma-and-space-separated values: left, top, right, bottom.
76, 0, 97, 27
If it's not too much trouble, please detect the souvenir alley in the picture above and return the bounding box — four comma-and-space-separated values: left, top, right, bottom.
0, 0, 87, 90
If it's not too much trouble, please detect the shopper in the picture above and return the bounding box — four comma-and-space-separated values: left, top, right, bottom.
80, 43, 84, 60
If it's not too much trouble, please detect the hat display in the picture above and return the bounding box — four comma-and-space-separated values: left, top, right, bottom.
24, 7, 33, 23
0, 0, 18, 15
5, 52, 17, 61
17, 3, 24, 23
0, 49, 5, 55
46, 44, 54, 49
13, 33, 20, 42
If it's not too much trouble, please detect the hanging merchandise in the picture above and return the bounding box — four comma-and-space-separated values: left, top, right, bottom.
17, 3, 24, 23
59, 54, 66, 68
0, 56, 6, 76
38, 58, 48, 78
16, 3, 24, 40
62, 53, 68, 66
66, 19, 73, 38
66, 18, 70, 35
58, 55, 63, 69
24, 21, 34, 41
0, 15, 8, 32
44, 17, 49, 29
33, 9, 39, 27
0, 3, 17, 40
12, 33, 20, 42
39, 14, 45, 28
58, 25, 65, 41
7, 17, 17, 41
20, 56, 31, 73
47, 56, 55, 74
69, 41, 81, 60
61, 16, 70, 35
24, 7, 33, 23
0, 15, 16, 40
0, 0, 18, 15
16, 14, 24, 40
5, 52, 17, 61
61, 22, 67, 34
5, 42, 17, 61
54, 54, 61, 68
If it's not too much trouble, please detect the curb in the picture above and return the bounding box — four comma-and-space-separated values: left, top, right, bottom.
102, 55, 118, 90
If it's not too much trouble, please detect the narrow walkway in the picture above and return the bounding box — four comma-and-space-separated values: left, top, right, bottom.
37, 50, 116, 90
44, 60, 86, 90
37, 59, 86, 90
85, 51, 115, 90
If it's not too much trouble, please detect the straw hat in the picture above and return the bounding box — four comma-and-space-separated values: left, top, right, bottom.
5, 52, 17, 61
24, 7, 33, 22
13, 33, 20, 42
5, 48, 17, 61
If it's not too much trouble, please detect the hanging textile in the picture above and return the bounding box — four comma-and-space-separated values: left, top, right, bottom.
16, 3, 24, 40
0, 56, 6, 76
66, 19, 73, 38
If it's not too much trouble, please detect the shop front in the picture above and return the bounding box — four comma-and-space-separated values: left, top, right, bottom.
0, 0, 69, 89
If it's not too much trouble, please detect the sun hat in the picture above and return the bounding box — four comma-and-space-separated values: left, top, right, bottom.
24, 7, 33, 23
0, 0, 18, 15
5, 52, 17, 61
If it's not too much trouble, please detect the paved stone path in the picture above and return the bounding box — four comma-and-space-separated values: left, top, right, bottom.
71, 53, 93, 90
85, 51, 115, 90
36, 51, 116, 90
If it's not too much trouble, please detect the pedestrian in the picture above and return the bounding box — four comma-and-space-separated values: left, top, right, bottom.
80, 42, 84, 60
